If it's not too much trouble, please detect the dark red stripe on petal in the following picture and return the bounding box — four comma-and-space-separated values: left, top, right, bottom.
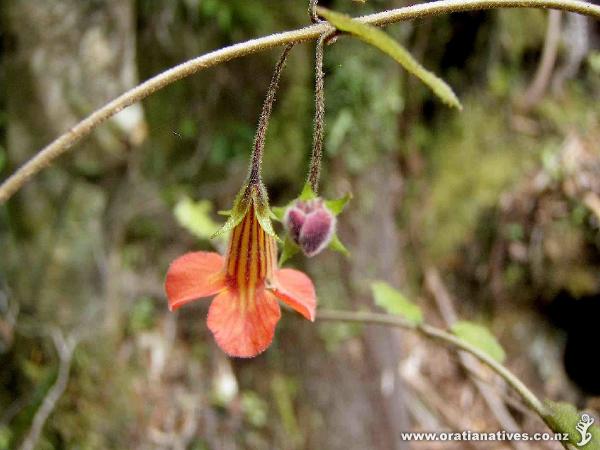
236, 207, 253, 292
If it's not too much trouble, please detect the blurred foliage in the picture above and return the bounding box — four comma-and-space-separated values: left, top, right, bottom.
417, 96, 540, 260
174, 197, 223, 242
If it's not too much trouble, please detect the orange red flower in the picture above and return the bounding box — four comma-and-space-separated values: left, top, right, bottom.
165, 189, 316, 358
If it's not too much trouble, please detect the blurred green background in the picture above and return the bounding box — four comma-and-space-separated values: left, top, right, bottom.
1, 1, 600, 449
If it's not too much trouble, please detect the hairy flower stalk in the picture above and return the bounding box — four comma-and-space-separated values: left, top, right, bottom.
277, 31, 351, 261
165, 44, 317, 358
308, 33, 328, 193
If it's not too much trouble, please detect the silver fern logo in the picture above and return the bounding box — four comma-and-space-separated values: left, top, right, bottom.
576, 413, 594, 447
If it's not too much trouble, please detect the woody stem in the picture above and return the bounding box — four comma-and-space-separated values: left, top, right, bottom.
250, 44, 295, 184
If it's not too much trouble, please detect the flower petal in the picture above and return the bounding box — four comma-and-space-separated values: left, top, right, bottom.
165, 252, 226, 311
271, 268, 316, 321
207, 289, 281, 358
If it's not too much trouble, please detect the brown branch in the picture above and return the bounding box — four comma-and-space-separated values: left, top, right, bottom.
1, 0, 600, 203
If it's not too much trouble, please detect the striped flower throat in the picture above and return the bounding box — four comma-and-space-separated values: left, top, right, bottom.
225, 204, 278, 301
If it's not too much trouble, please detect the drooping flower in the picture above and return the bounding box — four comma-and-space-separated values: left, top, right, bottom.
165, 181, 316, 358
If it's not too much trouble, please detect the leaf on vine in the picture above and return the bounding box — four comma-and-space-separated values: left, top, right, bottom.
544, 400, 600, 449
371, 281, 423, 325
451, 321, 506, 363
317, 7, 462, 110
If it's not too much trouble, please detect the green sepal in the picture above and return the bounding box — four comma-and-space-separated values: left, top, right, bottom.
299, 182, 317, 201
211, 185, 251, 239
253, 191, 279, 239
279, 236, 300, 266
328, 233, 350, 256
211, 179, 278, 240
325, 192, 352, 216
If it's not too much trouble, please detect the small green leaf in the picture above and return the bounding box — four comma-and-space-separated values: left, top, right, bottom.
317, 7, 462, 110
328, 233, 350, 256
371, 281, 423, 325
299, 182, 317, 201
174, 197, 222, 240
279, 236, 300, 266
451, 321, 506, 363
325, 192, 352, 216
544, 400, 600, 449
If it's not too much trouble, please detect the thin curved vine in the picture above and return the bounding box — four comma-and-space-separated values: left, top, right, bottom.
1, 0, 600, 203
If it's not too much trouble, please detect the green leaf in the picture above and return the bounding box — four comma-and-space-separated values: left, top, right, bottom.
174, 197, 222, 240
317, 7, 462, 110
279, 236, 300, 266
544, 400, 600, 449
328, 233, 350, 256
371, 281, 423, 325
299, 182, 317, 201
325, 192, 352, 216
451, 321, 506, 363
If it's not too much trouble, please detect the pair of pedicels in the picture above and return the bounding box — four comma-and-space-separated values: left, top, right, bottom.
164, 41, 348, 358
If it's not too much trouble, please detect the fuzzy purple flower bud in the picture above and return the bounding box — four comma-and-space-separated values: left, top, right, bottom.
284, 199, 336, 257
